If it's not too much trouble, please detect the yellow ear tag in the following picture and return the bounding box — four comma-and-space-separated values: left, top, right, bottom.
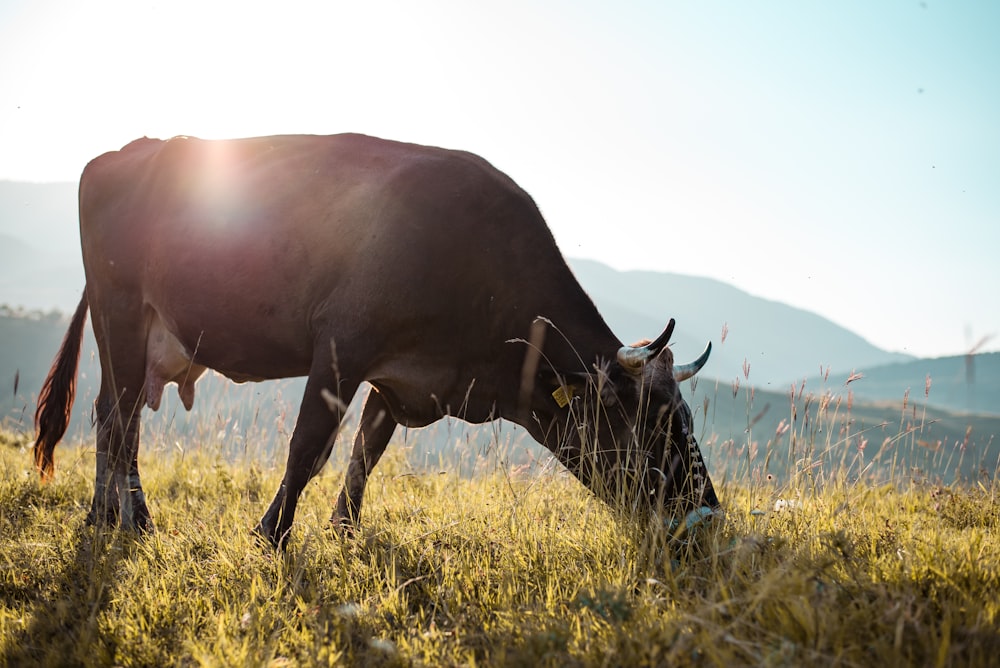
552, 385, 574, 408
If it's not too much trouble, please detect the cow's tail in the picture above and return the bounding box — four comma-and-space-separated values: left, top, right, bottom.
33, 289, 90, 482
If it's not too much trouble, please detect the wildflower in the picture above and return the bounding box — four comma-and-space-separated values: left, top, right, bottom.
773, 498, 802, 512
336, 603, 361, 618
369, 638, 396, 654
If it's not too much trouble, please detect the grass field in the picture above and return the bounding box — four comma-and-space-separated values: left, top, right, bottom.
2, 409, 999, 668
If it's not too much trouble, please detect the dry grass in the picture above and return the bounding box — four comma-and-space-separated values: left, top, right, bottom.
2, 410, 999, 667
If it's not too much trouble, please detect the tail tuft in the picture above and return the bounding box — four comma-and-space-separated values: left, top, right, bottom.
33, 290, 89, 482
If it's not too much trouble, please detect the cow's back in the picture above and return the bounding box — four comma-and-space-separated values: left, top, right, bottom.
77, 133, 612, 399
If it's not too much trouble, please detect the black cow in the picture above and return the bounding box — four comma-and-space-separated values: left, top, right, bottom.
33, 133, 718, 547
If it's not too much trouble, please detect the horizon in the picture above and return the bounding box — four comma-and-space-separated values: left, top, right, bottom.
1, 1, 998, 358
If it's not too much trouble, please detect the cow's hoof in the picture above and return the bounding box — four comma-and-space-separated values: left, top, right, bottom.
131, 512, 155, 535
665, 506, 717, 546
85, 506, 119, 528
131, 498, 154, 534
252, 523, 286, 551
329, 515, 358, 539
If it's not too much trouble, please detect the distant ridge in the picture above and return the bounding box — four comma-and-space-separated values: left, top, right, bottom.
0, 181, 80, 258
568, 258, 914, 388
0, 180, 83, 314
804, 352, 1000, 417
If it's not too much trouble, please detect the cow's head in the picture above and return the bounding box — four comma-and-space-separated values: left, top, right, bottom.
551, 319, 718, 518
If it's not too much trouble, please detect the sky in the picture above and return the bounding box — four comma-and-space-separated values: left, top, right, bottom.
0, 0, 997, 358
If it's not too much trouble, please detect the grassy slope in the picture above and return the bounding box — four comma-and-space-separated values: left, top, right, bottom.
690, 379, 1000, 487
1, 428, 999, 667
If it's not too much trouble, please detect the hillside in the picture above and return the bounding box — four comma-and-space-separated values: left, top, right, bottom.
804, 352, 999, 417
4, 310, 997, 486
1, 308, 81, 425
686, 379, 1000, 485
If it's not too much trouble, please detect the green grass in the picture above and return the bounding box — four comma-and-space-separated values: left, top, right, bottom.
2, 421, 999, 667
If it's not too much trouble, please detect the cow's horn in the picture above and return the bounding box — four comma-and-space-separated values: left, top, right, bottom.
674, 341, 712, 382
617, 318, 675, 371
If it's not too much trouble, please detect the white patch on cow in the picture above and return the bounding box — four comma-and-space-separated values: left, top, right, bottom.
145, 313, 207, 411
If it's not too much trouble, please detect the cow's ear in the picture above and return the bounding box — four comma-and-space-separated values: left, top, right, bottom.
537, 367, 590, 408
538, 366, 622, 408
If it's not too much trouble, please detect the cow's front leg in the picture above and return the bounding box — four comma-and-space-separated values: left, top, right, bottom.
255, 348, 359, 549
332, 388, 397, 534
127, 445, 153, 532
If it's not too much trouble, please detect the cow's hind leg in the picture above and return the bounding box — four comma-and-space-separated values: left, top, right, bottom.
86, 303, 153, 533
332, 389, 397, 534
88, 372, 152, 532
87, 420, 119, 527
255, 348, 359, 549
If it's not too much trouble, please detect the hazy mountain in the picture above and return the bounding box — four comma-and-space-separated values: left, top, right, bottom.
803, 352, 999, 417
0, 181, 84, 314
568, 259, 914, 388
0, 233, 38, 272
0, 181, 80, 259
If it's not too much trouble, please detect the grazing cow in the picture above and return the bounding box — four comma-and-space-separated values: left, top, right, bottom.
33, 134, 718, 548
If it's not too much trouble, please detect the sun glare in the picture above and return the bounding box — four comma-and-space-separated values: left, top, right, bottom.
180, 137, 251, 230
